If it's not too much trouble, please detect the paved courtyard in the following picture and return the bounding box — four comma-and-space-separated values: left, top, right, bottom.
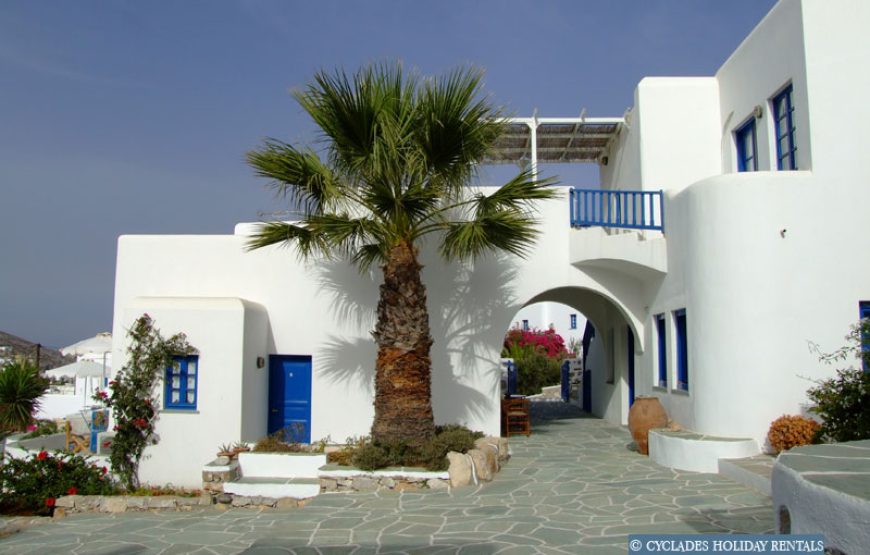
0, 403, 772, 554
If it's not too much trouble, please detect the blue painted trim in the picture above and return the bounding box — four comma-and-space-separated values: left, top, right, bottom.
627, 326, 635, 407
164, 355, 198, 411
773, 84, 797, 171
655, 314, 667, 388
735, 118, 757, 172
569, 188, 664, 231
674, 309, 688, 391
860, 301, 870, 373
570, 313, 577, 330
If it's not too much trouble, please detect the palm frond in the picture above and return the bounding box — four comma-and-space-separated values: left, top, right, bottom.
246, 140, 341, 214
415, 66, 504, 190
245, 221, 329, 258
439, 210, 541, 261
474, 170, 559, 216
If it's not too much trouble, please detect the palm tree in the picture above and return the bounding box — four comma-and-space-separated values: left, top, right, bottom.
247, 63, 556, 445
0, 357, 49, 434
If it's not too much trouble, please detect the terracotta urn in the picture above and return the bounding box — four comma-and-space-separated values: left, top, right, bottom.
628, 396, 668, 455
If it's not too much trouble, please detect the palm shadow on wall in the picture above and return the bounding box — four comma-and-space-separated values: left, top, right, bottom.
313, 248, 523, 428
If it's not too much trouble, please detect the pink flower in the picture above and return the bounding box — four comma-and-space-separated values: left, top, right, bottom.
45, 498, 56, 507
67, 487, 77, 495
101, 466, 108, 475
37, 451, 48, 461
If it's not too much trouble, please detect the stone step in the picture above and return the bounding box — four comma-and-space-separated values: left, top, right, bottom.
718, 454, 774, 496
223, 476, 320, 499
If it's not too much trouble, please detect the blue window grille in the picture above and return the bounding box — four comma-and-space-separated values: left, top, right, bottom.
522, 319, 529, 331
735, 118, 757, 172
773, 84, 797, 170
860, 302, 870, 372
569, 188, 664, 232
570, 314, 577, 330
655, 313, 667, 388
165, 355, 198, 410
674, 309, 688, 391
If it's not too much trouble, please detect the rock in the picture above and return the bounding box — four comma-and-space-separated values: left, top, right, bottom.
213, 456, 231, 465
321, 478, 338, 492
468, 449, 494, 482
102, 497, 128, 513
216, 493, 233, 505
52, 508, 67, 519
474, 438, 502, 470
380, 477, 396, 489
275, 498, 299, 509
214, 503, 229, 511
352, 477, 378, 492
447, 451, 473, 488
491, 437, 510, 462
203, 481, 224, 493
427, 479, 449, 490
231, 496, 252, 507
78, 496, 101, 510
55, 495, 76, 509
149, 497, 177, 509
394, 482, 419, 492
126, 497, 147, 509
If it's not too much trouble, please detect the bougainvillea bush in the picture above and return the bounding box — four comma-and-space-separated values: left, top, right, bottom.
95, 314, 193, 490
0, 450, 115, 515
502, 327, 569, 395
503, 328, 570, 359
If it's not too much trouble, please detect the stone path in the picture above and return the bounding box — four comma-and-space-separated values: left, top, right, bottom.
0, 404, 772, 554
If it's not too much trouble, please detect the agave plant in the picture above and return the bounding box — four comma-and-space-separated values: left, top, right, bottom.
0, 358, 49, 434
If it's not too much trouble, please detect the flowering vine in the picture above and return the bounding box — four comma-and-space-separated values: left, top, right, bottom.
94, 314, 193, 491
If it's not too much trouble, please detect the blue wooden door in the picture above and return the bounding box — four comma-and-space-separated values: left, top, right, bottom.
268, 355, 312, 443
627, 326, 635, 407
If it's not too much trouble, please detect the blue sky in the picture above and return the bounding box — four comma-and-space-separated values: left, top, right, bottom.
0, 1, 776, 348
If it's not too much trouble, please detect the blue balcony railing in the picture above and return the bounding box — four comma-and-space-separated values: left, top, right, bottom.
569, 188, 664, 232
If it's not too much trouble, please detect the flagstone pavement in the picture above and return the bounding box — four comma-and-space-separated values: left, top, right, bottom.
0, 403, 772, 554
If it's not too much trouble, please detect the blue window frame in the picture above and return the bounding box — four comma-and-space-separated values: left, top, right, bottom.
165, 355, 198, 410
860, 302, 870, 372
570, 314, 577, 330
522, 319, 529, 331
655, 313, 667, 388
674, 309, 688, 391
773, 84, 797, 170
735, 119, 757, 172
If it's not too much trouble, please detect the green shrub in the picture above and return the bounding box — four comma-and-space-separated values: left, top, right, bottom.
807, 368, 870, 442
0, 450, 116, 515
420, 425, 483, 471
807, 319, 870, 443
23, 419, 59, 439
352, 444, 391, 470
252, 430, 304, 453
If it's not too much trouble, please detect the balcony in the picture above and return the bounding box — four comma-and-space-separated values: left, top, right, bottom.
568, 188, 667, 279
569, 188, 664, 231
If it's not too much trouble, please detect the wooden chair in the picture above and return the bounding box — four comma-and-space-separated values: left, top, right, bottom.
65, 421, 90, 453
501, 397, 531, 437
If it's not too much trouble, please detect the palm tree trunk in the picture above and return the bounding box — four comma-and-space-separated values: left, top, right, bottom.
371, 240, 436, 445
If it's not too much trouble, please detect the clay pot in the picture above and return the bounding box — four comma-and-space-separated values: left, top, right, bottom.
628, 396, 668, 455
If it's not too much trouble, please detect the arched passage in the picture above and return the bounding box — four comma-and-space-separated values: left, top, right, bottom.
497, 285, 644, 426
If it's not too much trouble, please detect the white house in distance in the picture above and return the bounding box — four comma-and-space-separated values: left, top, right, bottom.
510, 302, 586, 354
111, 0, 870, 486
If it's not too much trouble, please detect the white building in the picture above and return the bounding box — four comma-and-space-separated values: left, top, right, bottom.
111, 0, 870, 486
510, 302, 585, 355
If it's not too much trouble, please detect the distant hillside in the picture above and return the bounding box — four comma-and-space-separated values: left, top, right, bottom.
0, 331, 73, 370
